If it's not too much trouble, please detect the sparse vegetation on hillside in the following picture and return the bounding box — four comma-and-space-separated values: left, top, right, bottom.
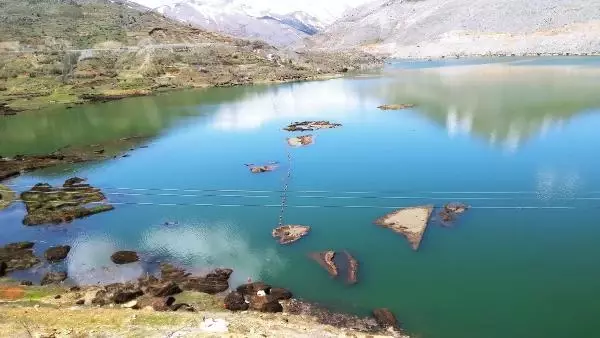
0, 0, 382, 112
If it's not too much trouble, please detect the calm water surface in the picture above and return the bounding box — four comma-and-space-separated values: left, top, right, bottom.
2, 58, 600, 338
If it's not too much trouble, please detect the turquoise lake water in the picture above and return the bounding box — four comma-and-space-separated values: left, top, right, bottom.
2, 57, 600, 338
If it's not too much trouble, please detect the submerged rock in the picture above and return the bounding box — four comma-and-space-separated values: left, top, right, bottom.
377, 104, 416, 110
110, 251, 139, 265
272, 225, 310, 245
374, 205, 434, 250
245, 162, 278, 174
309, 251, 338, 277
283, 121, 342, 132
224, 291, 249, 311
438, 202, 469, 226
20, 178, 114, 226
0, 242, 40, 272
287, 135, 314, 147
372, 308, 400, 330
0, 184, 15, 211
41, 271, 68, 285
44, 245, 71, 262
344, 251, 359, 285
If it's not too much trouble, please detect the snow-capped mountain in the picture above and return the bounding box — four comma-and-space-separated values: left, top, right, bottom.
129, 0, 367, 46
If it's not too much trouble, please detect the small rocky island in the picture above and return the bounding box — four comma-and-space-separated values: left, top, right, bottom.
245, 162, 279, 173
20, 178, 114, 225
309, 250, 359, 284
438, 202, 469, 226
287, 135, 314, 147
272, 225, 311, 244
283, 121, 342, 132
377, 104, 416, 110
374, 205, 434, 250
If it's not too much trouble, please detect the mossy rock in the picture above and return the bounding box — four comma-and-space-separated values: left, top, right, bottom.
0, 184, 16, 211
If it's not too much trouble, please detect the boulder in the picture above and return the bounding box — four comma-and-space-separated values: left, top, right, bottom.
110, 251, 139, 265
121, 300, 139, 309
372, 308, 400, 330
309, 251, 338, 277
20, 280, 33, 286
0, 242, 40, 272
112, 289, 144, 304
269, 287, 293, 300
41, 271, 67, 285
147, 281, 182, 297
224, 291, 249, 311
152, 297, 176, 311
236, 282, 271, 295
44, 245, 71, 262
272, 225, 310, 245
171, 303, 195, 312
0, 261, 6, 277
181, 268, 232, 294
249, 294, 283, 313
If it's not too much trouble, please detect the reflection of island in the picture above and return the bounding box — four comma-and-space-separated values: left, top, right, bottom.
377, 64, 600, 150
0, 85, 273, 156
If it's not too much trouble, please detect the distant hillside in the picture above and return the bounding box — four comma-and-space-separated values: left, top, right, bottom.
305, 0, 600, 57
139, 0, 324, 47
0, 0, 381, 112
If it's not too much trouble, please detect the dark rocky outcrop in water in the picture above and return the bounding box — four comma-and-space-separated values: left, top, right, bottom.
438, 202, 469, 226
283, 121, 342, 132
343, 251, 359, 284
41, 271, 68, 285
372, 308, 400, 330
20, 179, 114, 226
309, 251, 338, 277
20, 280, 33, 286
44, 245, 71, 262
224, 291, 249, 311
272, 225, 310, 245
0, 242, 40, 273
110, 251, 139, 265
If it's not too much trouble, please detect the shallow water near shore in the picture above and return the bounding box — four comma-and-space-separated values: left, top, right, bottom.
2, 57, 600, 338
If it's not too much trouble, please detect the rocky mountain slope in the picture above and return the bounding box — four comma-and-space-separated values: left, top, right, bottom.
305, 0, 600, 57
131, 0, 368, 47
136, 0, 322, 47
0, 0, 381, 112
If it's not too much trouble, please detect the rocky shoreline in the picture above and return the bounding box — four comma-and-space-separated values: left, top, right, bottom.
0, 245, 407, 337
